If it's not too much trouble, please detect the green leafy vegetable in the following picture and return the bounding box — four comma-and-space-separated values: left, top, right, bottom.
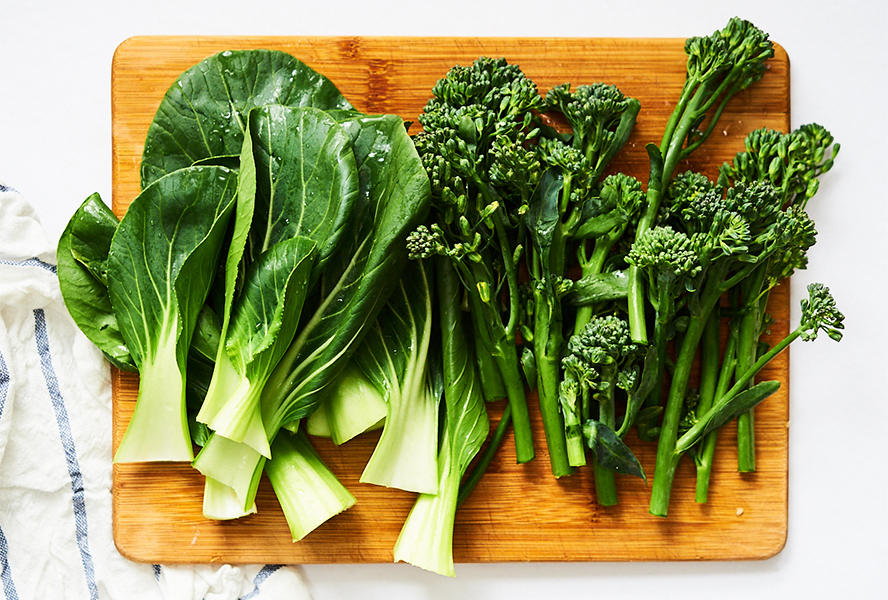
140, 49, 353, 187
197, 105, 359, 457
110, 165, 238, 463
194, 111, 431, 510
197, 235, 317, 458
57, 193, 135, 372
627, 17, 775, 343
393, 257, 489, 577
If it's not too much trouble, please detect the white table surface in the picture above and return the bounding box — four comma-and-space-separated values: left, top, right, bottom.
2, 1, 885, 598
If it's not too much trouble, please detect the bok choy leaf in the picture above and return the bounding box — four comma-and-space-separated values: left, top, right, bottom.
393, 257, 489, 577
140, 49, 353, 188
110, 165, 238, 463
359, 259, 439, 494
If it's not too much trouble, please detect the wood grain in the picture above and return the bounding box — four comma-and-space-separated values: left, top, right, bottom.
110, 36, 791, 565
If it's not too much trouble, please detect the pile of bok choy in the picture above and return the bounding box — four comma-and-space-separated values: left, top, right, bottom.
58, 49, 437, 538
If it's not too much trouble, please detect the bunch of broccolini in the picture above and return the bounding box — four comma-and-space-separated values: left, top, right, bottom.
409, 16, 843, 520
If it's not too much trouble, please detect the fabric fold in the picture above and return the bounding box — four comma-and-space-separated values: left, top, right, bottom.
0, 182, 312, 600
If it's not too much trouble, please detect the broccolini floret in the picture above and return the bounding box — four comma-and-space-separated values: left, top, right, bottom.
544, 82, 641, 185
719, 123, 840, 209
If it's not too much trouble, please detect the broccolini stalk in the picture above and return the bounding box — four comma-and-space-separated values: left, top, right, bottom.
409, 57, 543, 464
559, 354, 596, 467
694, 313, 738, 503
718, 124, 838, 472
627, 17, 774, 344
572, 173, 645, 336
564, 315, 643, 506
625, 224, 701, 439
732, 264, 770, 472
526, 84, 639, 477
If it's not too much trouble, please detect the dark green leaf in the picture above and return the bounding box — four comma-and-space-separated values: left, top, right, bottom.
108, 166, 238, 367
584, 419, 646, 481
647, 142, 664, 192
437, 257, 489, 476
617, 345, 659, 436
247, 105, 359, 276
565, 270, 629, 306
573, 205, 629, 240
525, 168, 563, 284
57, 193, 136, 372
141, 49, 353, 187
226, 236, 317, 378
190, 304, 222, 364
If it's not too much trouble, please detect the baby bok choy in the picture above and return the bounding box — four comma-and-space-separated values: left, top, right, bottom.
393, 257, 489, 577
57, 165, 238, 463
195, 104, 360, 460
358, 259, 440, 494
192, 109, 431, 513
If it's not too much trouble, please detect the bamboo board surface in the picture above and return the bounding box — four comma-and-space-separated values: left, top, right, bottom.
111, 36, 791, 565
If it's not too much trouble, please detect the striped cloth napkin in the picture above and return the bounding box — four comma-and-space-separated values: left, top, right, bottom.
0, 182, 312, 600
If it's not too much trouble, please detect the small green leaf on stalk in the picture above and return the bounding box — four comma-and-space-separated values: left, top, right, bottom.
675, 380, 781, 454
583, 419, 647, 482
565, 271, 629, 306
521, 347, 538, 389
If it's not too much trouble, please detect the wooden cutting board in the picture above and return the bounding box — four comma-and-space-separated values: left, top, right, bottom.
110, 36, 791, 565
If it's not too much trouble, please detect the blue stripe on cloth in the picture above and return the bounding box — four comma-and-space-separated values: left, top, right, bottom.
0, 258, 57, 275
0, 185, 16, 194
0, 526, 20, 600
0, 349, 9, 422
0, 350, 19, 600
153, 564, 161, 582
33, 309, 98, 600
240, 565, 283, 600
